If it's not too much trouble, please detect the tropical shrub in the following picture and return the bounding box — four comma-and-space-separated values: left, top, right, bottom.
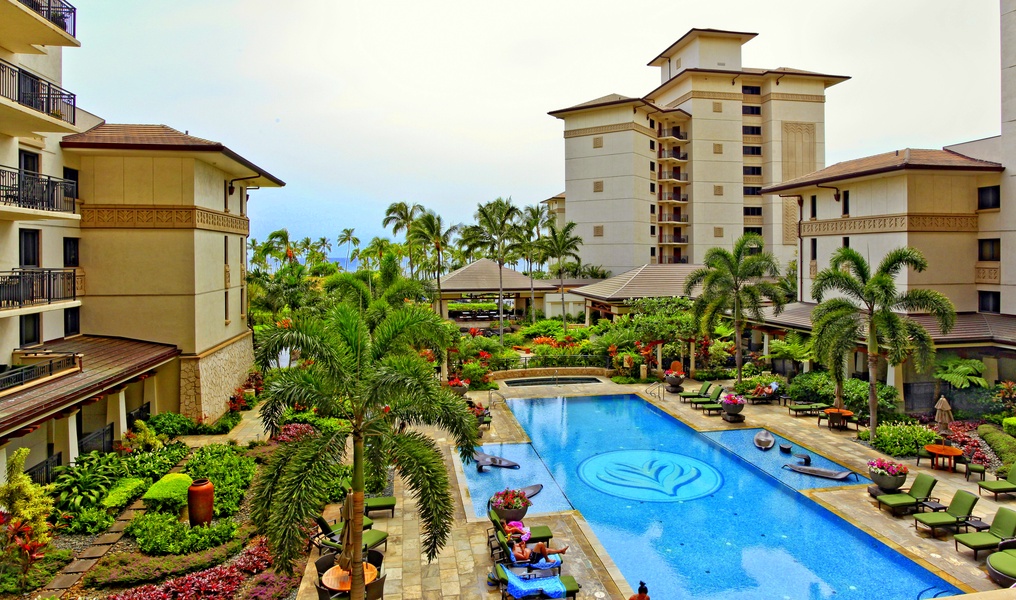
733, 374, 784, 396
519, 320, 565, 339
692, 368, 735, 381
868, 423, 940, 457
243, 572, 301, 600
196, 411, 243, 435
50, 451, 123, 513
0, 449, 54, 544
280, 409, 347, 433
184, 444, 256, 517
123, 442, 189, 482
1003, 417, 1016, 438
148, 413, 198, 437
62, 505, 114, 535
0, 544, 70, 595
980, 424, 1016, 477
118, 421, 168, 453
102, 477, 149, 512
460, 361, 493, 389
142, 473, 193, 513
126, 512, 237, 555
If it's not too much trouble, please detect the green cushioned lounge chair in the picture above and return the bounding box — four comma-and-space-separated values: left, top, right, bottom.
914, 490, 979, 538
494, 531, 562, 574
690, 386, 723, 409
978, 469, 1016, 500
488, 509, 553, 547
364, 496, 397, 517
955, 507, 1016, 559
876, 473, 938, 516
678, 382, 713, 402
702, 403, 723, 415
317, 527, 389, 553
955, 453, 986, 480
494, 564, 579, 600
986, 539, 1016, 587
314, 515, 373, 546
788, 403, 820, 416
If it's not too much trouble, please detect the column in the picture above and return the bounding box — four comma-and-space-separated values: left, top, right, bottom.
689, 341, 697, 376
802, 360, 811, 373
144, 375, 159, 416
886, 363, 905, 411
107, 389, 127, 440
984, 356, 1000, 387
0, 445, 7, 486
762, 332, 770, 357
53, 410, 79, 466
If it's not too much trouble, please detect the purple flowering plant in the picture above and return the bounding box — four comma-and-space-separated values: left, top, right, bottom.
721, 393, 745, 406
867, 457, 909, 477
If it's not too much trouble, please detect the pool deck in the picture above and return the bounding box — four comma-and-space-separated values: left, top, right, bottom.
298, 377, 1009, 599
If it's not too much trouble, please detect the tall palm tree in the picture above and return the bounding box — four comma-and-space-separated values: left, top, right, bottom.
382, 202, 424, 278
253, 302, 478, 596
812, 247, 956, 439
410, 211, 458, 318
811, 302, 862, 410
360, 237, 393, 271
266, 228, 296, 265
461, 197, 521, 343
338, 228, 360, 271
542, 222, 582, 333
518, 205, 549, 324
684, 233, 786, 385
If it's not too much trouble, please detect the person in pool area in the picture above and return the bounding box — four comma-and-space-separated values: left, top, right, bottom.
511, 539, 569, 563
629, 581, 649, 600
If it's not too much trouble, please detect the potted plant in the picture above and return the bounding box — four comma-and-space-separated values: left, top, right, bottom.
664, 366, 685, 389
868, 458, 909, 492
448, 375, 469, 396
721, 393, 745, 415
490, 487, 532, 522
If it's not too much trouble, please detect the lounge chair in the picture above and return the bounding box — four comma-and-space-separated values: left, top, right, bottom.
364, 496, 397, 517
978, 469, 1016, 500
788, 403, 829, 417
690, 386, 723, 409
913, 490, 979, 538
876, 473, 938, 516
494, 564, 579, 600
746, 382, 779, 404
955, 453, 986, 481
954, 507, 1016, 559
315, 525, 389, 553
493, 531, 562, 573
986, 538, 1016, 587
314, 515, 374, 545
488, 509, 553, 547
678, 382, 712, 402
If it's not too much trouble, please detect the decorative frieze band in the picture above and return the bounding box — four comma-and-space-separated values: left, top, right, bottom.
743, 216, 763, 226
563, 122, 657, 139
761, 93, 825, 104
666, 90, 744, 108
800, 213, 978, 237
80, 205, 249, 235
975, 262, 1001, 284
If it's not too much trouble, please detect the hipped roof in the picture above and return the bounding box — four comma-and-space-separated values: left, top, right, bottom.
571, 264, 701, 302
437, 259, 556, 293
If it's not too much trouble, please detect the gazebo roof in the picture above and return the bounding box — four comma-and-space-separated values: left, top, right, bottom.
437, 259, 556, 294
571, 264, 701, 302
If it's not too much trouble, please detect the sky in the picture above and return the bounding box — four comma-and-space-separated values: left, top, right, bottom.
64, 1, 1002, 249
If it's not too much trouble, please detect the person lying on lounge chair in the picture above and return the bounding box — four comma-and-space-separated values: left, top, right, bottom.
512, 539, 569, 563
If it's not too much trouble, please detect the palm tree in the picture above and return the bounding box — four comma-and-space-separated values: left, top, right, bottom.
265, 228, 296, 265
542, 222, 582, 333
812, 304, 862, 410
410, 211, 458, 318
684, 233, 786, 385
461, 197, 521, 343
253, 302, 478, 596
518, 205, 549, 323
812, 247, 956, 439
383, 202, 424, 278
360, 237, 392, 271
338, 228, 360, 271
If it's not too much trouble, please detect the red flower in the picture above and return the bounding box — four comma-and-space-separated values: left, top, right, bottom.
383, 405, 391, 414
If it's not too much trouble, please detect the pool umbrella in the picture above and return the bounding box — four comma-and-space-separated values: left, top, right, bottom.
935, 395, 954, 435
335, 495, 355, 571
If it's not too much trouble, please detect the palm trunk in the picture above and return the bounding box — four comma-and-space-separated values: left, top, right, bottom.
498, 261, 505, 345
345, 243, 351, 271
867, 321, 880, 442
350, 434, 366, 600
435, 247, 444, 319
734, 320, 743, 386
408, 242, 415, 279
528, 256, 536, 325
560, 267, 567, 334
834, 378, 844, 410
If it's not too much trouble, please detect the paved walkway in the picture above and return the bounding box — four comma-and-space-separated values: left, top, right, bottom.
177, 405, 268, 448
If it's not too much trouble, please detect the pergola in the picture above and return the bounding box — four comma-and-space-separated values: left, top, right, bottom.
433, 259, 556, 321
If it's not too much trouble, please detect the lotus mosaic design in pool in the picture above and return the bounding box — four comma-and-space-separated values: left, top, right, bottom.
465, 394, 961, 600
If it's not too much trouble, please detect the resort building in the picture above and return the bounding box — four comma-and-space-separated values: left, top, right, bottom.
548, 29, 848, 276
0, 0, 281, 484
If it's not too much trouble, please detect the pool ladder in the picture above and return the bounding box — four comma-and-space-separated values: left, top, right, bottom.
645, 381, 664, 400
488, 390, 507, 406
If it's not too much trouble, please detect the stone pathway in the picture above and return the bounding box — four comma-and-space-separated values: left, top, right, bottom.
177, 405, 268, 448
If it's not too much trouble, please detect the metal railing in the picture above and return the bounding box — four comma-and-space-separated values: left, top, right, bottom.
659, 214, 689, 223
0, 353, 76, 393
126, 402, 151, 432
78, 423, 113, 455
25, 452, 61, 485
660, 193, 689, 202
458, 354, 611, 372
0, 164, 76, 213
659, 234, 689, 244
659, 171, 689, 181
658, 256, 689, 264
18, 0, 76, 36
645, 381, 664, 400
658, 150, 688, 160
0, 269, 76, 309
0, 58, 76, 125
658, 128, 688, 140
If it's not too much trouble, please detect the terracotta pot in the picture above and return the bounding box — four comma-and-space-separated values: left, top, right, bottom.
723, 403, 744, 415
188, 478, 215, 527
869, 470, 907, 492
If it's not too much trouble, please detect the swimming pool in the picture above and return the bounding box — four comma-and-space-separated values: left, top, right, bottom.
464, 394, 961, 599
503, 376, 603, 387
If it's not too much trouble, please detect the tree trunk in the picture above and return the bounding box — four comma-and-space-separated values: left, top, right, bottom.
867, 321, 880, 442
834, 378, 843, 410
734, 320, 743, 386
435, 247, 443, 319
529, 256, 536, 325
560, 260, 567, 335
498, 261, 505, 345
350, 434, 366, 600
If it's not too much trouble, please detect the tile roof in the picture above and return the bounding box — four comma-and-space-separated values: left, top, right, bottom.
763, 149, 1003, 194
437, 259, 557, 293
0, 336, 180, 438
570, 264, 702, 301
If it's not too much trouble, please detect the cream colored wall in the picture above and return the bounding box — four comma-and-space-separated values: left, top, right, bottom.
78, 156, 196, 205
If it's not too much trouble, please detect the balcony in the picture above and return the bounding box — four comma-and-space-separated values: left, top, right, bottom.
0, 352, 76, 395
659, 234, 689, 244
659, 171, 689, 183
659, 213, 689, 223
658, 149, 689, 162
658, 256, 689, 264
658, 128, 688, 141
0, 58, 76, 136
976, 262, 1000, 284
659, 192, 689, 203
0, 268, 77, 310
0, 165, 76, 218
0, 0, 78, 53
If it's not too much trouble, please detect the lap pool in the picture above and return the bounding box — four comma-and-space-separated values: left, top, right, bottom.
462, 394, 961, 600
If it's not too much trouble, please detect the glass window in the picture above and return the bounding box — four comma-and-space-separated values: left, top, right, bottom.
649, 140, 655, 150
742, 126, 762, 135
743, 146, 762, 156
742, 105, 761, 115
650, 183, 656, 193
64, 307, 80, 336
19, 229, 39, 268
842, 237, 850, 248
650, 226, 656, 235
810, 238, 817, 261
20, 314, 40, 346
744, 227, 763, 235
979, 239, 1001, 261
743, 207, 762, 216
743, 166, 762, 176
63, 238, 79, 267
978, 185, 1001, 210
650, 247, 656, 257
842, 190, 850, 215
742, 86, 761, 95
810, 195, 817, 219
650, 161, 656, 172
979, 291, 1001, 314
743, 187, 762, 196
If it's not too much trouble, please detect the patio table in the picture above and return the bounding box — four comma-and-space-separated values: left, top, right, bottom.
924, 444, 963, 471
323, 563, 378, 591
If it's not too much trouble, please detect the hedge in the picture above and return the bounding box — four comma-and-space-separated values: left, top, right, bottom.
126, 511, 236, 555
184, 444, 256, 517
979, 424, 1016, 477
867, 423, 940, 457
102, 477, 149, 512
1003, 417, 1016, 438
142, 473, 193, 513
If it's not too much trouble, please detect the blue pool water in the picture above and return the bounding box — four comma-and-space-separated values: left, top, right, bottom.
467, 394, 961, 600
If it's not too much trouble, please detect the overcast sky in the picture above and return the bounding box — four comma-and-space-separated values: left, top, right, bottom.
65, 1, 1001, 248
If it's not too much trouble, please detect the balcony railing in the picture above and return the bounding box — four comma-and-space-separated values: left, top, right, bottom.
659, 171, 689, 181
658, 256, 689, 264
18, 0, 76, 36
126, 402, 151, 432
0, 58, 76, 125
659, 193, 689, 202
659, 214, 689, 223
658, 128, 688, 140
0, 165, 76, 213
25, 452, 61, 485
0, 268, 76, 309
659, 234, 689, 244
78, 423, 113, 455
0, 353, 76, 393
658, 150, 689, 160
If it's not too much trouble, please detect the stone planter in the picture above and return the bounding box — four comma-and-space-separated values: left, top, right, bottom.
450, 385, 468, 397
665, 375, 685, 393
722, 403, 744, 415
869, 470, 907, 492
492, 506, 528, 522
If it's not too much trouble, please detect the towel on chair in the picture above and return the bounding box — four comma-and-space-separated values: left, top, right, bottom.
504, 567, 566, 599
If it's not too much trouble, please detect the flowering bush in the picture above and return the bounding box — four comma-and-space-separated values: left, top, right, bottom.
721, 394, 745, 405
274, 423, 317, 444
491, 488, 532, 510
867, 458, 909, 477
665, 367, 685, 377
233, 537, 272, 574
448, 376, 470, 388
243, 572, 300, 600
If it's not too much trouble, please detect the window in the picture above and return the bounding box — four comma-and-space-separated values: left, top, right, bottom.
809, 238, 817, 261
842, 190, 850, 216
743, 187, 762, 196
225, 290, 230, 322
744, 227, 763, 235
62, 167, 79, 199
743, 166, 762, 176
20, 314, 40, 347
979, 291, 1002, 314
649, 119, 655, 129
224, 236, 229, 265
650, 183, 656, 193
19, 229, 39, 268
650, 247, 656, 257
979, 185, 1001, 210
650, 226, 656, 235
979, 238, 1001, 261
649, 161, 656, 172
63, 238, 79, 267
743, 207, 762, 216
810, 195, 817, 219
19, 149, 39, 173
742, 85, 761, 95
223, 181, 229, 212
649, 140, 655, 150
240, 286, 246, 316
743, 146, 762, 156
650, 204, 656, 214
64, 307, 80, 336
842, 237, 850, 248
742, 105, 761, 115
742, 126, 762, 135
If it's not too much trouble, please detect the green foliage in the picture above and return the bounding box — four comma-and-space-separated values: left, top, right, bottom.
0, 548, 71, 595
786, 371, 897, 416
733, 374, 785, 395
492, 349, 521, 370
0, 448, 54, 544
148, 413, 197, 437
1004, 417, 1016, 437
126, 511, 237, 555
519, 320, 565, 339
612, 350, 643, 377
280, 409, 347, 433
934, 355, 989, 390
123, 420, 168, 452
196, 411, 243, 435
501, 332, 527, 348
448, 302, 497, 311
610, 376, 657, 385
142, 473, 194, 513
326, 465, 354, 503
693, 368, 735, 381
63, 505, 114, 535
765, 332, 812, 362
842, 378, 899, 417
123, 442, 190, 481
50, 451, 124, 513
868, 423, 940, 457
706, 339, 734, 369
184, 444, 257, 518
102, 477, 149, 512
460, 361, 492, 387
979, 424, 1016, 477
